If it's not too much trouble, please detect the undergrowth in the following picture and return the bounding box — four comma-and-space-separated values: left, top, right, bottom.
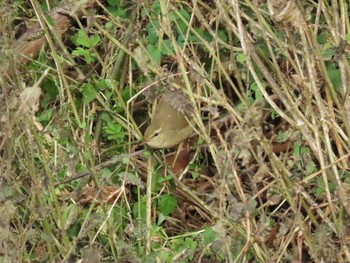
1, 0, 350, 262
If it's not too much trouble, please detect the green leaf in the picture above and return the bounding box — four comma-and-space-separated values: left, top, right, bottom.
184, 237, 197, 251
161, 39, 174, 56
159, 194, 177, 216
79, 121, 86, 129
317, 32, 328, 45
346, 33, 350, 42
176, 20, 188, 37
107, 6, 127, 18
103, 122, 125, 141
132, 198, 147, 223
300, 146, 310, 155
157, 251, 170, 261
147, 44, 161, 65
305, 160, 317, 174
72, 47, 88, 56
271, 109, 279, 120
203, 227, 216, 245
158, 175, 173, 183
122, 157, 129, 165
150, 1, 161, 15
76, 35, 90, 47
37, 109, 52, 124
40, 1, 49, 12
90, 35, 100, 46
322, 48, 336, 61
119, 172, 143, 187
250, 82, 263, 100
82, 83, 97, 104
158, 194, 177, 224
237, 53, 246, 63
217, 30, 227, 42
293, 142, 301, 159
72, 30, 100, 48
40, 78, 58, 107
121, 85, 136, 101
326, 63, 341, 91
245, 97, 255, 106
146, 20, 160, 45
100, 168, 113, 180
170, 9, 190, 36
157, 213, 167, 225
84, 134, 93, 143
193, 28, 212, 42
107, 0, 119, 7
177, 9, 190, 21
171, 9, 190, 31
100, 111, 112, 122
72, 47, 96, 63
276, 130, 291, 143
96, 79, 107, 90
45, 14, 55, 27
104, 122, 121, 134
105, 21, 113, 30
247, 198, 257, 213
143, 151, 151, 157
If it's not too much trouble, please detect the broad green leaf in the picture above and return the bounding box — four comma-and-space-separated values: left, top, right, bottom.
119, 172, 143, 187
82, 83, 97, 104
158, 194, 177, 224
90, 35, 100, 47
346, 33, 350, 42
276, 130, 292, 143
326, 63, 341, 91
237, 53, 246, 63
37, 109, 52, 124
146, 20, 160, 45
107, 0, 119, 7
147, 44, 161, 65
72, 47, 88, 57
217, 30, 227, 42
72, 30, 100, 48
203, 227, 216, 245
103, 122, 125, 141
79, 121, 86, 129
293, 142, 301, 159
161, 39, 174, 55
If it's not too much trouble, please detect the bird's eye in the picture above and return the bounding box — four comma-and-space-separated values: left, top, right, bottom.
154, 132, 159, 137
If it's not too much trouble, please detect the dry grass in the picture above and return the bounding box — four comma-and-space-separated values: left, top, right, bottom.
1, 0, 350, 262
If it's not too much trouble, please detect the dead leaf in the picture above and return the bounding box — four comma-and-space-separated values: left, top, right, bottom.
78, 184, 126, 205
267, 0, 304, 28
19, 86, 42, 115
81, 245, 102, 263
337, 183, 350, 216
166, 142, 192, 175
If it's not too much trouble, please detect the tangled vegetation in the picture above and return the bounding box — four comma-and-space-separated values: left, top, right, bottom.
1, 0, 350, 262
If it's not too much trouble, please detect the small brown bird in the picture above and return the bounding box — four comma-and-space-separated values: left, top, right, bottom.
144, 90, 194, 149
